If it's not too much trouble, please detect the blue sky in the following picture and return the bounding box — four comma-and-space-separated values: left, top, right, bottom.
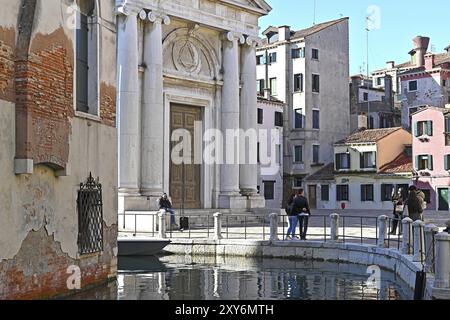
260, 0, 450, 75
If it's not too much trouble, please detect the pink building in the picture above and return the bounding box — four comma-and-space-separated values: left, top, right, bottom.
412, 106, 450, 211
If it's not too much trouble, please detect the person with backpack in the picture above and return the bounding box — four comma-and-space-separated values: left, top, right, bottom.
405, 186, 426, 222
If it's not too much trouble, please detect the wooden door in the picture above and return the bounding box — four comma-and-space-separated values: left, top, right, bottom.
170, 105, 202, 209
308, 185, 317, 209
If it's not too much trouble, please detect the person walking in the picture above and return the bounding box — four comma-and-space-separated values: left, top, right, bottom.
159, 193, 178, 228
285, 194, 298, 240
405, 186, 426, 222
389, 188, 404, 235
292, 188, 311, 240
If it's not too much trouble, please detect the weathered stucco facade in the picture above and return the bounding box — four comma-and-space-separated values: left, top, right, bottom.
0, 0, 118, 299
117, 0, 271, 212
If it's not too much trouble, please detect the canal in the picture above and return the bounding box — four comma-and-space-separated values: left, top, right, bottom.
70, 254, 414, 300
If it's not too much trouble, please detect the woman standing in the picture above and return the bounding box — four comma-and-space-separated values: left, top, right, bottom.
389, 188, 404, 235
285, 194, 298, 240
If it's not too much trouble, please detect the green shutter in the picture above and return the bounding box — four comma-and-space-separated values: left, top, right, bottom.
361, 185, 365, 201
415, 156, 420, 171
414, 122, 419, 137
445, 155, 449, 171
428, 155, 434, 170
335, 154, 340, 170
360, 153, 364, 169
427, 121, 433, 136
372, 152, 377, 168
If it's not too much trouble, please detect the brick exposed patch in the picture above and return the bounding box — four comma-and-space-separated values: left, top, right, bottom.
0, 223, 117, 300
100, 82, 116, 128
0, 27, 15, 102
15, 28, 74, 170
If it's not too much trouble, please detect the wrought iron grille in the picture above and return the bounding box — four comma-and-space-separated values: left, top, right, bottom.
77, 173, 103, 255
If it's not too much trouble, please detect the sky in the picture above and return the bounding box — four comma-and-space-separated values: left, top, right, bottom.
260, 0, 450, 75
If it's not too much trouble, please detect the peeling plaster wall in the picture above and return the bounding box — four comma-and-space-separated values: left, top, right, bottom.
0, 0, 117, 299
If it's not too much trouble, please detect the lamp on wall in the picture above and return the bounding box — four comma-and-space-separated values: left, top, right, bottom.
346, 148, 350, 155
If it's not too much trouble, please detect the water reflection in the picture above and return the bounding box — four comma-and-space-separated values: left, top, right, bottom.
77, 255, 411, 300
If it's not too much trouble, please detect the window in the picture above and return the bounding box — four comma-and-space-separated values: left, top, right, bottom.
294, 109, 304, 129
257, 142, 260, 163
416, 155, 433, 171
294, 74, 304, 92
270, 78, 277, 96
312, 74, 320, 93
363, 92, 369, 101
381, 184, 394, 201
414, 121, 433, 137
276, 144, 282, 165
337, 185, 349, 201
292, 48, 305, 59
269, 52, 277, 63
321, 185, 330, 201
312, 48, 319, 60
257, 79, 265, 95
294, 146, 303, 163
376, 77, 382, 86
444, 155, 450, 171
294, 178, 303, 188
257, 108, 263, 124
408, 80, 418, 92
360, 152, 376, 169
335, 153, 350, 170
313, 110, 320, 129
76, 1, 98, 115
274, 112, 283, 127
368, 116, 375, 129
256, 55, 266, 65
361, 185, 374, 202
263, 181, 275, 200
445, 118, 450, 146
77, 173, 103, 255
313, 145, 320, 164
397, 185, 409, 200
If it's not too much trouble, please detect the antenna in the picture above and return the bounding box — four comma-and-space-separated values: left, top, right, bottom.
366, 16, 371, 129
313, 0, 317, 25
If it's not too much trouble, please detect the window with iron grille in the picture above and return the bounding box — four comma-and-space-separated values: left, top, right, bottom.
77, 173, 103, 255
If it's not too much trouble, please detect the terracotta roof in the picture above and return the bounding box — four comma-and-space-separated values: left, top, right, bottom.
336, 127, 402, 145
259, 17, 348, 46
257, 95, 285, 106
410, 105, 450, 117
379, 153, 413, 174
306, 163, 335, 181
291, 17, 348, 40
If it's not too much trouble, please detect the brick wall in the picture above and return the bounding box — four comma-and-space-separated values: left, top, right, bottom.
0, 27, 15, 103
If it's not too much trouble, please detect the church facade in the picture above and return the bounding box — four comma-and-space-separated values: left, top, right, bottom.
117, 0, 271, 211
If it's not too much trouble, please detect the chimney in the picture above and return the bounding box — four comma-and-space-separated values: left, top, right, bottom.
445, 45, 450, 57
425, 53, 435, 70
278, 26, 291, 42
386, 61, 395, 69
384, 75, 393, 107
412, 36, 430, 67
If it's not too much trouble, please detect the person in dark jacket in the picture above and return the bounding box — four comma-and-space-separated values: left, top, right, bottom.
292, 189, 311, 240
390, 188, 404, 235
285, 194, 298, 240
159, 193, 177, 227
406, 186, 426, 222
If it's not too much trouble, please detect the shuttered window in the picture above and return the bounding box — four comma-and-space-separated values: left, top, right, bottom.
76, 13, 89, 112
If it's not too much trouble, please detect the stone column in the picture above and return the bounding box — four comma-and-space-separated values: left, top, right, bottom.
219, 32, 247, 209
377, 215, 389, 248
141, 11, 171, 197
413, 220, 425, 263
269, 213, 279, 242
117, 9, 140, 195
434, 233, 450, 289
239, 36, 264, 209
158, 209, 167, 239
401, 217, 413, 255
424, 224, 439, 273
213, 212, 223, 240
330, 213, 340, 242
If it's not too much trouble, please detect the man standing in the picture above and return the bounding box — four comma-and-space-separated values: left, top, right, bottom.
159, 193, 178, 228
292, 189, 311, 240
406, 186, 426, 222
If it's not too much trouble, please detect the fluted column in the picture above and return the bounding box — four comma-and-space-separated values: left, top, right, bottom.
219, 31, 245, 208
239, 36, 260, 196
117, 9, 140, 195
141, 11, 171, 196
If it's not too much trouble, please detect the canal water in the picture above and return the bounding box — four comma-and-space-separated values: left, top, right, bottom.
71, 255, 414, 300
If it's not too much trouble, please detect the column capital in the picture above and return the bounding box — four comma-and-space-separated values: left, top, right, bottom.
139, 10, 171, 25
224, 31, 245, 44
115, 2, 139, 16
244, 36, 262, 48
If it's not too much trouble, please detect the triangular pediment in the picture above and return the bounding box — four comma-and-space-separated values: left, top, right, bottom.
219, 0, 272, 15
